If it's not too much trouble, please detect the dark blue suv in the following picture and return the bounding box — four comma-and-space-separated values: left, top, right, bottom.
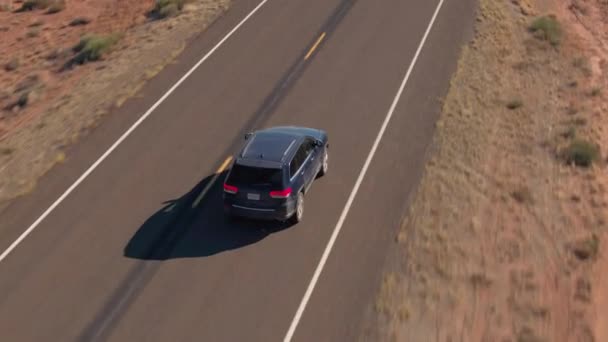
223, 126, 329, 223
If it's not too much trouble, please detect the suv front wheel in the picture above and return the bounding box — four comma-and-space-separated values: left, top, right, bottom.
318, 149, 328, 177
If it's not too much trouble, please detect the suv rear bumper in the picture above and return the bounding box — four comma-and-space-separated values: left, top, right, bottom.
224, 201, 295, 221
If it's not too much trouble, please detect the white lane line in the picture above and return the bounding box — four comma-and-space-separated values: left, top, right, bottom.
0, 0, 271, 264
283, 0, 447, 340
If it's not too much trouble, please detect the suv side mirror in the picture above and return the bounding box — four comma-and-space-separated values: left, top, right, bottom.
244, 132, 253, 140
314, 139, 323, 147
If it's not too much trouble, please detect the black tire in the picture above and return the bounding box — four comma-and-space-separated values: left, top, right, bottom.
291, 191, 304, 224
318, 149, 329, 177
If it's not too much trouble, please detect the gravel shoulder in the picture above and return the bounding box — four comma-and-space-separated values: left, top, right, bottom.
372, 0, 608, 340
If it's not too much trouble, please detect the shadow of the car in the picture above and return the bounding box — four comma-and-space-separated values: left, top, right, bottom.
124, 171, 292, 260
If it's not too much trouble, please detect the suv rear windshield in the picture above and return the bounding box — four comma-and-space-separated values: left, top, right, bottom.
227, 164, 283, 188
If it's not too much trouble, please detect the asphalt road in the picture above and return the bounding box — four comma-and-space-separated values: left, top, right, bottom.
0, 0, 476, 341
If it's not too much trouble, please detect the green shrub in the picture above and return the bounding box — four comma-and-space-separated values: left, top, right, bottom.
529, 15, 562, 46
150, 0, 189, 19
19, 0, 50, 11
561, 139, 599, 167
18, 0, 64, 12
159, 3, 179, 18
65, 34, 121, 68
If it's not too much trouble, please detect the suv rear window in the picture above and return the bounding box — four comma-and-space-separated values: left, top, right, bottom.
227, 164, 283, 187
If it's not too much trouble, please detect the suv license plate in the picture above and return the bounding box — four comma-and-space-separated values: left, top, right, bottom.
247, 193, 260, 200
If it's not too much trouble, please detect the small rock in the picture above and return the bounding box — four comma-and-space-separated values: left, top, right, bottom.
571, 235, 599, 261
16, 93, 29, 108
4, 58, 19, 71
69, 17, 91, 26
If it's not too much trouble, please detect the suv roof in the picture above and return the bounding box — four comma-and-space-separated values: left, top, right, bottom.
237, 128, 305, 168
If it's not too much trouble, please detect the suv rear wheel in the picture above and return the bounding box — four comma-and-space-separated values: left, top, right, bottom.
291, 191, 304, 224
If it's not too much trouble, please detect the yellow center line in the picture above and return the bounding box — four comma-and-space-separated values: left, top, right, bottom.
192, 156, 233, 208
304, 32, 327, 60
216, 156, 233, 174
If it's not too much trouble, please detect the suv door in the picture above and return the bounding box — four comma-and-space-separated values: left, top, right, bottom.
300, 138, 318, 191
289, 139, 315, 192
289, 143, 307, 192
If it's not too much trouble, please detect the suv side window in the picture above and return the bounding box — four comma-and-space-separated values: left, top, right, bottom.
289, 157, 299, 178
290, 142, 309, 178
302, 138, 315, 155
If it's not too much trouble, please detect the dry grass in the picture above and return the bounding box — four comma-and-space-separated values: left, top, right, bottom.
572, 57, 592, 76
376, 273, 398, 315
562, 126, 577, 139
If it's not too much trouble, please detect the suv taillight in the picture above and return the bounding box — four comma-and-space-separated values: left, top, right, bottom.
223, 184, 238, 194
270, 188, 292, 199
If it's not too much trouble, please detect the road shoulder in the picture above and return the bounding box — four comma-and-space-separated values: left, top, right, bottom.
373, 0, 608, 340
